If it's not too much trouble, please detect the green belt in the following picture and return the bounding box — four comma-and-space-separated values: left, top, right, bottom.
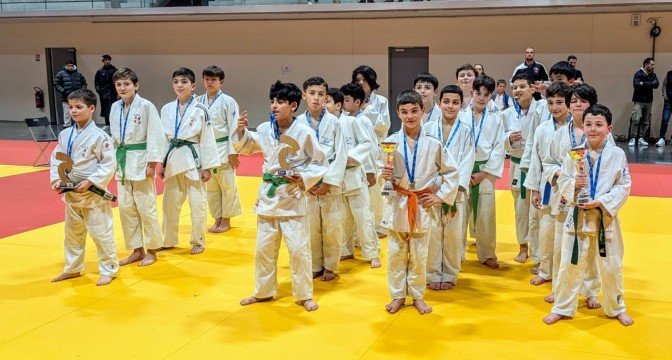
262, 173, 290, 198
315, 158, 335, 187
215, 136, 229, 143
441, 202, 458, 215
470, 160, 489, 222
115, 142, 147, 185
510, 156, 526, 199
162, 139, 199, 175
571, 206, 607, 265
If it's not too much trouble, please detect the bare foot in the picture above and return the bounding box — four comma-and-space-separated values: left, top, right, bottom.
530, 275, 548, 286
385, 298, 405, 314
586, 297, 602, 309
119, 248, 145, 266
514, 245, 528, 263
190, 245, 205, 255
300, 298, 319, 311
240, 295, 273, 306
440, 282, 454, 290
530, 263, 540, 275
616, 312, 634, 326
412, 299, 432, 314
312, 269, 324, 279
321, 269, 336, 281
543, 313, 567, 325
139, 249, 157, 266
483, 258, 499, 269
370, 257, 381, 269
340, 255, 354, 261
428, 282, 441, 290
208, 218, 222, 233
96, 275, 115, 286
218, 218, 231, 232
377, 232, 387, 239
544, 293, 555, 303
51, 272, 81, 282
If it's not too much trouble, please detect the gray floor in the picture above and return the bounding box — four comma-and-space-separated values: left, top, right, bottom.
2, 120, 671, 165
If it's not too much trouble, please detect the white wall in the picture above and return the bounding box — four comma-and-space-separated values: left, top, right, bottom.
1, 13, 671, 137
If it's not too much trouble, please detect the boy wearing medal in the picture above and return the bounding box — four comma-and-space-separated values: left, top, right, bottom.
110, 68, 165, 266
422, 85, 474, 290
413, 72, 441, 124
380, 90, 459, 314
197, 65, 242, 234
544, 104, 634, 326
160, 67, 219, 255
50, 89, 119, 286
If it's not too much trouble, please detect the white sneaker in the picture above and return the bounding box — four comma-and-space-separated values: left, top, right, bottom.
102, 126, 110, 131
638, 138, 649, 147
628, 138, 635, 147
655, 138, 666, 147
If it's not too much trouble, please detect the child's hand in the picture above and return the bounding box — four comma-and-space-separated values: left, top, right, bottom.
366, 173, 376, 187
200, 169, 211, 182
469, 171, 486, 186
530, 190, 541, 209
74, 180, 92, 193
146, 165, 156, 178
575, 173, 588, 189
509, 130, 522, 143
237, 111, 248, 133
418, 193, 443, 208
283, 174, 304, 185
51, 181, 64, 193
228, 154, 240, 170
381, 164, 394, 180
578, 200, 601, 210
310, 182, 331, 196
159, 166, 166, 179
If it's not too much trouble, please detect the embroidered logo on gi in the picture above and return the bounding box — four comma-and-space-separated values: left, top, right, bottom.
104, 142, 110, 149
134, 114, 141, 124
188, 117, 195, 127
560, 197, 567, 205
622, 167, 630, 179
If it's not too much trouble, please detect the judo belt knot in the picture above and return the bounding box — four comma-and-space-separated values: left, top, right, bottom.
510, 156, 527, 199
162, 139, 200, 173
263, 173, 290, 198
392, 184, 432, 239
469, 160, 489, 223
115, 142, 147, 185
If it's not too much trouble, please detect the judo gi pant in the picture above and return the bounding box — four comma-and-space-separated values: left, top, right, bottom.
206, 163, 242, 219
307, 193, 344, 273
388, 230, 429, 300
370, 180, 385, 234
254, 215, 313, 301
511, 188, 531, 245
427, 193, 466, 284
343, 187, 379, 260
537, 207, 555, 280
63, 203, 119, 277
552, 221, 626, 317
162, 173, 206, 248
552, 213, 601, 297
528, 204, 540, 264
117, 178, 163, 250
466, 177, 497, 262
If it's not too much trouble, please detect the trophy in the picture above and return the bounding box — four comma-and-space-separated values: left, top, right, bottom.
568, 146, 591, 205
54, 152, 118, 202
278, 134, 299, 177
380, 141, 398, 196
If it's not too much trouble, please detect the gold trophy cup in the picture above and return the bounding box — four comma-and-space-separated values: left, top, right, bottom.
569, 146, 590, 204
380, 142, 398, 196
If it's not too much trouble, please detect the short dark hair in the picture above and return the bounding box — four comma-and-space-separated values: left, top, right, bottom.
269, 80, 302, 111
567, 55, 577, 61
512, 73, 535, 86
546, 81, 572, 99
172, 67, 195, 83
583, 104, 612, 125
65, 59, 75, 65
303, 76, 329, 91
340, 82, 365, 104
496, 79, 507, 86
549, 61, 575, 80
396, 90, 423, 110
327, 87, 344, 106
113, 68, 139, 84
352, 65, 380, 91
643, 57, 655, 66
413, 72, 439, 90
202, 65, 225, 80
473, 75, 496, 93
565, 83, 598, 107
455, 64, 476, 79
101, 54, 112, 61
67, 88, 97, 108
439, 85, 463, 103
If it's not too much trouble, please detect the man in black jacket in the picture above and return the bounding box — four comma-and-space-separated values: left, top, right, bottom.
94, 55, 118, 130
628, 57, 659, 147
53, 59, 87, 127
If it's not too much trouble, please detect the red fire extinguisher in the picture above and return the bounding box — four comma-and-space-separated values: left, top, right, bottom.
34, 87, 45, 108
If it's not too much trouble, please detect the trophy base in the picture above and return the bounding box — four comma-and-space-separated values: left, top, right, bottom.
278, 170, 294, 176
57, 182, 76, 190
381, 190, 395, 197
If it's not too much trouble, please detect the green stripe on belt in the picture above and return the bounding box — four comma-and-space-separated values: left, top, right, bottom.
115, 142, 147, 185
470, 160, 488, 223
262, 173, 290, 198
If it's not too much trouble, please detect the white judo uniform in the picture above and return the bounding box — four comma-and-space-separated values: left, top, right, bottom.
422, 117, 474, 284
367, 91, 391, 144
50, 121, 119, 277
160, 98, 219, 249
296, 110, 347, 273
380, 130, 459, 300
196, 91, 243, 220
552, 142, 631, 318
463, 106, 505, 263
233, 118, 328, 301
422, 102, 442, 125
357, 108, 386, 235
110, 95, 165, 251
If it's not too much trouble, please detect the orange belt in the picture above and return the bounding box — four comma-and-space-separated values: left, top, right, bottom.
393, 184, 432, 237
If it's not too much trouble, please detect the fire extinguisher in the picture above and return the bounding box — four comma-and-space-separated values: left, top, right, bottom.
34, 86, 45, 109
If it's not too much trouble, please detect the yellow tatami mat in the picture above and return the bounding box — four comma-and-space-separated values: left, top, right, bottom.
0, 164, 47, 178
0, 176, 670, 359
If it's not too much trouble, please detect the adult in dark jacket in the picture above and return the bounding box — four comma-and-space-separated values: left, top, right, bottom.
53, 59, 87, 127
94, 55, 118, 129
628, 58, 659, 147
656, 68, 672, 147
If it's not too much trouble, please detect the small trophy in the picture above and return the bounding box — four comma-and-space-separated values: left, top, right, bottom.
569, 146, 591, 205
380, 141, 398, 196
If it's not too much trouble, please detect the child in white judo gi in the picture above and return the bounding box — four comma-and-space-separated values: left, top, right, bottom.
413, 72, 441, 125
352, 65, 390, 144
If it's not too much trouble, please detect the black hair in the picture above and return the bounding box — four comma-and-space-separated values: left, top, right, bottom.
546, 81, 572, 99
101, 54, 112, 61
583, 104, 612, 125
269, 80, 302, 111
396, 90, 423, 109
439, 85, 463, 103
549, 61, 575, 80
455, 64, 476, 79
113, 68, 139, 84
512, 73, 535, 86
303, 76, 329, 91
496, 79, 507, 86
172, 67, 196, 83
202, 65, 225, 80
327, 87, 344, 106
474, 63, 485, 76
567, 55, 577, 61
340, 82, 365, 104
643, 57, 655, 66
413, 72, 439, 89
473, 75, 496, 93
565, 83, 598, 107
67, 88, 97, 108
351, 65, 380, 91
65, 59, 75, 65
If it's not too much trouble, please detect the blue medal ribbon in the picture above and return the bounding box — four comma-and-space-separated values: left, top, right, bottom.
306, 108, 325, 140
440, 119, 461, 149
402, 130, 419, 187
513, 100, 523, 119
66, 123, 77, 158
569, 119, 585, 148
426, 104, 435, 123
270, 112, 280, 140
174, 97, 194, 139
587, 146, 604, 200
119, 96, 136, 146
202, 91, 223, 110
471, 107, 487, 149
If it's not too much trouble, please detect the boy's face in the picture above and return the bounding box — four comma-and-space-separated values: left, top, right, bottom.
547, 95, 569, 119
68, 99, 95, 123
511, 80, 533, 103
342, 95, 361, 114
439, 93, 462, 120
413, 81, 438, 105
496, 83, 506, 94
173, 76, 195, 98
270, 97, 297, 121
354, 74, 372, 95
302, 85, 327, 113
457, 70, 476, 91
569, 94, 591, 120
583, 114, 612, 146
324, 95, 342, 117
203, 75, 223, 93
115, 78, 139, 102
397, 102, 424, 132
471, 86, 492, 110
550, 73, 573, 85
